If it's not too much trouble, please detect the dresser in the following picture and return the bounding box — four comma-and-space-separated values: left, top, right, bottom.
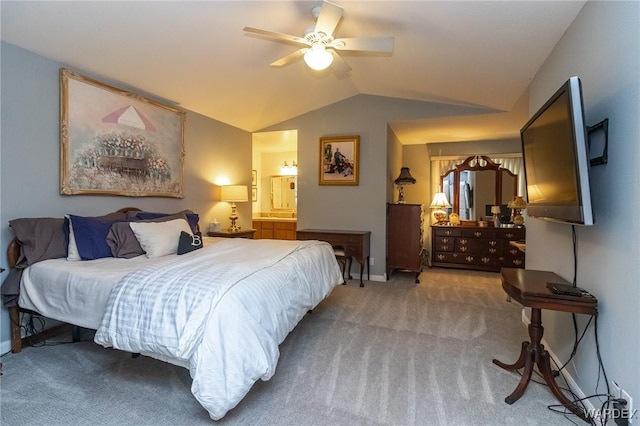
431, 225, 525, 272
386, 203, 424, 283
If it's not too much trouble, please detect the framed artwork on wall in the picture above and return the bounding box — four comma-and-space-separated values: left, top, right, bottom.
251, 169, 257, 186
59, 68, 186, 198
252, 187, 257, 202
319, 135, 360, 185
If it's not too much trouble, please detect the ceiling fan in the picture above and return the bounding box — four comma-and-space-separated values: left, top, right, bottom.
243, 1, 394, 75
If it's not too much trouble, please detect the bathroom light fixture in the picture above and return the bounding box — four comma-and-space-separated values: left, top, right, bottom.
280, 161, 298, 175
221, 185, 248, 232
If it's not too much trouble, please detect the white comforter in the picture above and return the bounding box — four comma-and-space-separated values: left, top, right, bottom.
94, 238, 341, 420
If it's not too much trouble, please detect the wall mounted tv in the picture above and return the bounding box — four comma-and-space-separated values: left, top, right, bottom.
520, 76, 594, 225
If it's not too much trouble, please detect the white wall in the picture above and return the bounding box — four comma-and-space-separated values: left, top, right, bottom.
526, 1, 639, 406
0, 43, 252, 352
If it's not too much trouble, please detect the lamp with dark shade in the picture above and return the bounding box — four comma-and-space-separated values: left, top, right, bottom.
221, 185, 248, 232
394, 167, 416, 204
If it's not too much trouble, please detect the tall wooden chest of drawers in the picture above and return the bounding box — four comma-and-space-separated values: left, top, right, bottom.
431, 225, 525, 272
386, 203, 424, 283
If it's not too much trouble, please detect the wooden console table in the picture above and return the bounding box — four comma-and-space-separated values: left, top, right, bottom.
296, 229, 370, 287
493, 268, 597, 422
207, 229, 256, 239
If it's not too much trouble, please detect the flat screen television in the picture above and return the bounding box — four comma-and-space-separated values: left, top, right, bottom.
520, 76, 594, 225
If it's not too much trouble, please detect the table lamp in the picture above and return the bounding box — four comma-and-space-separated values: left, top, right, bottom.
507, 196, 527, 226
429, 192, 451, 224
221, 185, 248, 232
394, 167, 416, 203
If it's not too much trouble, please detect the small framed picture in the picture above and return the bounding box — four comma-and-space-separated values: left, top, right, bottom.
251, 170, 257, 186
251, 186, 257, 202
319, 135, 359, 185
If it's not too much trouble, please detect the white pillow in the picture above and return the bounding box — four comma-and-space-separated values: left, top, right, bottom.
65, 215, 80, 261
129, 218, 192, 259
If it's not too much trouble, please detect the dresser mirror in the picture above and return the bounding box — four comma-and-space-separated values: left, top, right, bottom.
441, 155, 517, 221
271, 175, 297, 211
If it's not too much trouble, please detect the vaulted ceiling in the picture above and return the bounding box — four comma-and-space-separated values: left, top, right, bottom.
1, 1, 585, 145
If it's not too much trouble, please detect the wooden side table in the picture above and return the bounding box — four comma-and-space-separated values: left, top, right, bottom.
207, 229, 256, 239
493, 268, 597, 422
296, 229, 370, 287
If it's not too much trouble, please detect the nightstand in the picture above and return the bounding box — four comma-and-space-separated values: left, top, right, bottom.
207, 229, 256, 239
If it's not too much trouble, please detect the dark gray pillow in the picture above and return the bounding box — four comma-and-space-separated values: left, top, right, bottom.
177, 231, 203, 255
106, 222, 145, 259
9, 217, 68, 267
106, 212, 191, 258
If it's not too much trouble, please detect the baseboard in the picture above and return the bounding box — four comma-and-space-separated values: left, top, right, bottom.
1, 338, 11, 356
369, 274, 386, 282
520, 308, 596, 414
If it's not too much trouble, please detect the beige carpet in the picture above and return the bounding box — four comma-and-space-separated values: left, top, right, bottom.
1, 268, 578, 425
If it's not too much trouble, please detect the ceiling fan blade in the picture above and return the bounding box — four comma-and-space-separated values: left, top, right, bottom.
314, 1, 343, 37
270, 49, 306, 67
331, 37, 395, 52
243, 26, 309, 47
330, 50, 351, 76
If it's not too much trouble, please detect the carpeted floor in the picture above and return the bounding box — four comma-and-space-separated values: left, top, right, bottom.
1, 268, 580, 425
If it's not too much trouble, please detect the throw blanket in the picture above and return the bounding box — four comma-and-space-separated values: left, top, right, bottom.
94, 238, 321, 360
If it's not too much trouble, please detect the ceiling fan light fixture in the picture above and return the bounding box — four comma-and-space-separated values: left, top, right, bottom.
303, 44, 333, 70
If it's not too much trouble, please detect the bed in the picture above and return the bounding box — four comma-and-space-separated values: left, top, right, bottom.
2, 209, 343, 420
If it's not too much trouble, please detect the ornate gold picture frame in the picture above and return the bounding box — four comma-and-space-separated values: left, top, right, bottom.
319, 135, 360, 185
60, 68, 186, 197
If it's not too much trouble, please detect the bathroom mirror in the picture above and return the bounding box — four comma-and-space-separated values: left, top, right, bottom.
271, 175, 297, 210
441, 155, 517, 221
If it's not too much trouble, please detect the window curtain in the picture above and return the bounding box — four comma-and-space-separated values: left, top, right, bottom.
492, 157, 525, 198
431, 159, 461, 204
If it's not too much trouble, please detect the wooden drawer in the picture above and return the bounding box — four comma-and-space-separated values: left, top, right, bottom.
434, 237, 455, 252
274, 222, 296, 230
457, 237, 502, 253
434, 227, 461, 237
461, 228, 495, 239
504, 257, 526, 268
433, 252, 476, 265
253, 220, 295, 240
500, 228, 525, 240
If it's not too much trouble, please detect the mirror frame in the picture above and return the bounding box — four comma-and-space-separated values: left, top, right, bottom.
442, 155, 517, 216
270, 175, 297, 211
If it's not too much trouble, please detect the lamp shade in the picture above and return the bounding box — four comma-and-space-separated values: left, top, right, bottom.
508, 196, 527, 209
429, 192, 451, 209
394, 167, 416, 185
304, 44, 333, 71
221, 185, 248, 202
490, 205, 502, 214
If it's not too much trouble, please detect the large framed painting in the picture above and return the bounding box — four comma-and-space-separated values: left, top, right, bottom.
319, 135, 360, 185
60, 68, 186, 197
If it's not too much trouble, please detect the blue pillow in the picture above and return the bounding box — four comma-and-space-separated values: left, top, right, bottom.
68, 215, 122, 260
